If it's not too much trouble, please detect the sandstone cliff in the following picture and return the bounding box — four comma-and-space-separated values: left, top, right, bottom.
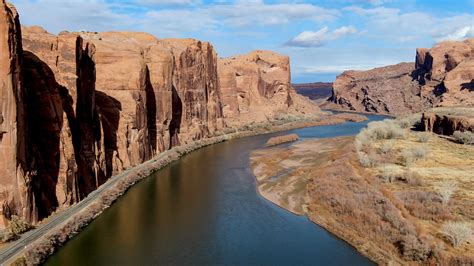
0, 1, 33, 227
329, 39, 474, 114
0, 2, 319, 227
218, 51, 318, 127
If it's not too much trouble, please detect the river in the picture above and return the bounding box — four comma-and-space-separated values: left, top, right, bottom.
46, 114, 386, 265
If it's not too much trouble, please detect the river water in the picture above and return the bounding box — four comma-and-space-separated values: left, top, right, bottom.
46, 114, 386, 266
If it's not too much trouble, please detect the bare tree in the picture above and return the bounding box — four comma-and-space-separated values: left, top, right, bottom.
441, 221, 472, 246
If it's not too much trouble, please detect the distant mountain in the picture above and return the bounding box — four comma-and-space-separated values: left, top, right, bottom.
292, 82, 333, 100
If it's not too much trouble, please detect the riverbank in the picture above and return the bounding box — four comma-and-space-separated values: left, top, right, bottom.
250, 118, 474, 265
3, 112, 366, 265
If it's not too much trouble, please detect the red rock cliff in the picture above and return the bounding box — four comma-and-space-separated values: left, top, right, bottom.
218, 51, 319, 127
329, 39, 474, 114
0, 1, 33, 226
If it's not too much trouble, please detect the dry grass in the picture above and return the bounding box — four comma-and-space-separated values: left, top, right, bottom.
265, 134, 299, 147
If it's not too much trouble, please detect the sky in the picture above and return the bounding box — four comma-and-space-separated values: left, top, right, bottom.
9, 0, 474, 83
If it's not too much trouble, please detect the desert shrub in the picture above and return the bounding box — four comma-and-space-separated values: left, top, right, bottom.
438, 181, 457, 205
403, 170, 424, 186
398, 234, 434, 261
401, 149, 415, 167
453, 131, 474, 145
441, 221, 472, 246
412, 146, 428, 159
417, 132, 431, 143
367, 120, 406, 140
401, 146, 428, 166
396, 114, 421, 129
397, 191, 451, 221
2, 215, 34, 242
379, 166, 397, 183
358, 151, 378, 167
379, 140, 394, 154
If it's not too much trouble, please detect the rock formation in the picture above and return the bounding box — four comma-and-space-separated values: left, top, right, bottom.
0, 1, 33, 227
0, 2, 319, 226
329, 38, 474, 114
218, 51, 318, 127
421, 107, 474, 135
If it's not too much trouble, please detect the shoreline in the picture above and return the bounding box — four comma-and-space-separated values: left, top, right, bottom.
3, 113, 366, 265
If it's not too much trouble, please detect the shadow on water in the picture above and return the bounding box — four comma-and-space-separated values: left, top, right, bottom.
46, 115, 387, 266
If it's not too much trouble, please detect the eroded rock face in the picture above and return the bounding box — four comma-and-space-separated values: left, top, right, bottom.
421, 108, 474, 135
329, 63, 429, 115
218, 50, 319, 127
161, 38, 225, 146
330, 38, 474, 114
0, 1, 32, 226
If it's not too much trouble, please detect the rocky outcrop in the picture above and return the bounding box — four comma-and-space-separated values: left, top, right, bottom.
421, 107, 474, 135
0, 2, 320, 227
329, 39, 474, 114
329, 63, 430, 114
218, 51, 319, 127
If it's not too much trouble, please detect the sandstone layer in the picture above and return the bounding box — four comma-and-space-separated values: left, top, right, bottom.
328, 39, 474, 114
0, 2, 320, 227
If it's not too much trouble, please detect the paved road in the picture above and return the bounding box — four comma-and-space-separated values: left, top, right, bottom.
0, 149, 174, 265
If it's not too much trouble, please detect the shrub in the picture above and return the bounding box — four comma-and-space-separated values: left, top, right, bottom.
417, 132, 431, 143
367, 120, 406, 140
358, 151, 378, 167
2, 215, 34, 242
452, 131, 474, 145
401, 149, 415, 167
438, 181, 457, 205
379, 140, 394, 154
379, 166, 397, 183
441, 221, 472, 246
412, 146, 428, 159
401, 146, 427, 166
403, 170, 424, 186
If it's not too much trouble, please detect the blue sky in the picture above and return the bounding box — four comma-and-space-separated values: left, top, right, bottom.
10, 0, 474, 82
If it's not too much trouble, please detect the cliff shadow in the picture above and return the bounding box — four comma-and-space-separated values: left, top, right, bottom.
75, 39, 103, 198
169, 85, 182, 147
23, 51, 66, 220
461, 80, 474, 92
145, 66, 157, 153
95, 91, 121, 180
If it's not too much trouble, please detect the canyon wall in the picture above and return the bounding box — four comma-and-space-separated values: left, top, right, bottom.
328, 38, 474, 115
0, 3, 319, 226
218, 51, 318, 127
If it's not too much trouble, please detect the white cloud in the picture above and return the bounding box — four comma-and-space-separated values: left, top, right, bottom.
435, 26, 474, 41
344, 5, 474, 43
287, 26, 357, 47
